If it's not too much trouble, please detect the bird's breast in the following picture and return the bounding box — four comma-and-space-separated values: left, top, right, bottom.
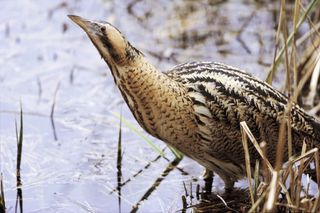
117, 65, 202, 156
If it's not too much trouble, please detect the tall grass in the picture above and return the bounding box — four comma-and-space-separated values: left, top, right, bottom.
241, 122, 320, 212
242, 0, 320, 212
192, 0, 319, 212
0, 107, 25, 213
266, 0, 320, 85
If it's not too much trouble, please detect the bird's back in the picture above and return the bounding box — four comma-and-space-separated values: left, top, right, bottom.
165, 61, 320, 170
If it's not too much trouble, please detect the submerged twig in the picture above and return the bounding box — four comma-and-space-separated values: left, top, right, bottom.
236, 12, 255, 54
51, 82, 60, 141
36, 76, 42, 103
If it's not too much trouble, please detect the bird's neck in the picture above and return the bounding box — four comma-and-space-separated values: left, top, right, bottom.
110, 57, 167, 134
109, 57, 198, 148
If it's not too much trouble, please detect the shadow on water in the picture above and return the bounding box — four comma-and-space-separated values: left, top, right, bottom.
110, 151, 163, 195
131, 157, 183, 213
110, 147, 190, 192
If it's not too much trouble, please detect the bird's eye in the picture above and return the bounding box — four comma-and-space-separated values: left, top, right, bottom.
101, 27, 106, 33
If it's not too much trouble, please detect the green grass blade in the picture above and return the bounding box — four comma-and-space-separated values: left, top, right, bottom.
168, 145, 184, 160
111, 112, 165, 157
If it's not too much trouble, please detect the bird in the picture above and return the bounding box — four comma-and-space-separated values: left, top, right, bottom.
68, 15, 320, 190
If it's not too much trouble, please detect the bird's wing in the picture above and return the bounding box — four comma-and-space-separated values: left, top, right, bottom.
165, 62, 318, 149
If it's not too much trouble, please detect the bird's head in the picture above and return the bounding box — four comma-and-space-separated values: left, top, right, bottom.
68, 15, 142, 68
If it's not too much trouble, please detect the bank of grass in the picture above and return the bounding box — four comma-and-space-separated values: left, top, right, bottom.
241, 122, 320, 212
243, 0, 320, 212
193, 0, 320, 212
244, 0, 320, 212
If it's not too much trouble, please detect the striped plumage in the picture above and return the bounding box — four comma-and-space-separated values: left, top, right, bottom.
69, 15, 320, 189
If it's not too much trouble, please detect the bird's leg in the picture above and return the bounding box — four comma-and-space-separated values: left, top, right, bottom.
224, 180, 235, 193
222, 176, 235, 193
202, 168, 213, 194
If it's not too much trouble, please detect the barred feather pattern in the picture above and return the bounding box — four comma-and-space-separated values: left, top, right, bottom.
165, 62, 320, 184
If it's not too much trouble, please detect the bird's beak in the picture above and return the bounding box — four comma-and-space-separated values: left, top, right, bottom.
68, 15, 93, 33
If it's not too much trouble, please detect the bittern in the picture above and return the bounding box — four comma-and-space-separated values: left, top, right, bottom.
68, 15, 320, 190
